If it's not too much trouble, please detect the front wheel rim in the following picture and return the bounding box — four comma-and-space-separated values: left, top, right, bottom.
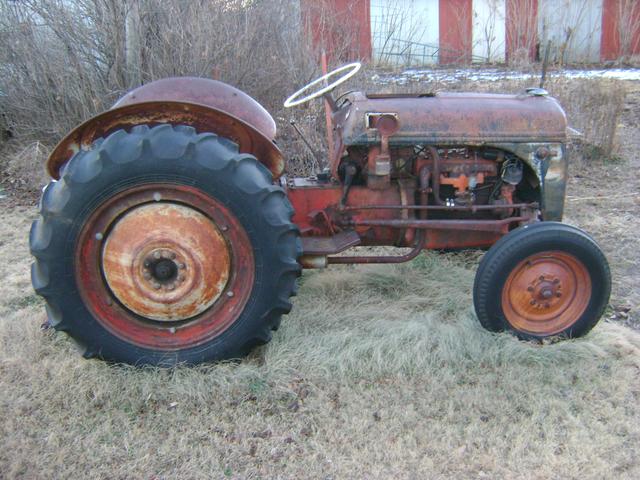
76, 184, 255, 350
501, 251, 592, 335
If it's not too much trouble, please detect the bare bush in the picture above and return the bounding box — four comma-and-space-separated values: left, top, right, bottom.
615, 0, 640, 62
0, 0, 318, 145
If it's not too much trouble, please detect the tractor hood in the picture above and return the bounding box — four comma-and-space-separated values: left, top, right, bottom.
337, 91, 568, 145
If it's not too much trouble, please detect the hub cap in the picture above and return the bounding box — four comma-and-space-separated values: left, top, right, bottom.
102, 203, 230, 321
75, 184, 255, 350
501, 251, 591, 335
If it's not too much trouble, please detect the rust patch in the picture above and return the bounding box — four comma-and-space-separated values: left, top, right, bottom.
112, 77, 276, 140
75, 184, 255, 351
102, 203, 230, 321
47, 101, 284, 180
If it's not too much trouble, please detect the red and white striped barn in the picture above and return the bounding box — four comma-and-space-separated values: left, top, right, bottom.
300, 0, 640, 64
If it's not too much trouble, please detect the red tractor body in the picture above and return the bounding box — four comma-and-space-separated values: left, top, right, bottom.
30, 68, 610, 366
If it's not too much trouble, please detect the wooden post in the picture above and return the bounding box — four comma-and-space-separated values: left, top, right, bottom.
321, 50, 334, 164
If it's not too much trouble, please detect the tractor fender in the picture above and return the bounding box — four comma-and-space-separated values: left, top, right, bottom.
46, 77, 284, 179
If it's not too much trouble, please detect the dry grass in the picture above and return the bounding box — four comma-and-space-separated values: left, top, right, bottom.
2, 205, 640, 479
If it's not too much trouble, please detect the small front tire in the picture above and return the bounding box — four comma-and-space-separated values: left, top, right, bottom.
473, 222, 610, 340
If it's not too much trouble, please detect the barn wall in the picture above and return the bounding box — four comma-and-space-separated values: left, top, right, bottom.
600, 0, 640, 60
301, 0, 371, 62
472, 0, 507, 62
439, 0, 473, 64
506, 0, 539, 62
303, 0, 636, 64
370, 0, 440, 65
538, 0, 603, 63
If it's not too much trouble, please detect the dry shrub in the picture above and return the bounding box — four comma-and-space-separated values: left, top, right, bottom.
0, 0, 318, 145
545, 77, 626, 162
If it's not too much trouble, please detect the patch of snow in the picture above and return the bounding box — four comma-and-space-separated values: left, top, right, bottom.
372, 68, 640, 85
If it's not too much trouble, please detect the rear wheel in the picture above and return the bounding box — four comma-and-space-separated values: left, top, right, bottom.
30, 124, 301, 366
473, 222, 610, 340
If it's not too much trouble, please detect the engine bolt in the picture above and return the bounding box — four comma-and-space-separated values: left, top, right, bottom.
226, 291, 234, 298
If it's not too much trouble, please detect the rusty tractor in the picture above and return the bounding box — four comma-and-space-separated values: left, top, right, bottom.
30, 63, 611, 365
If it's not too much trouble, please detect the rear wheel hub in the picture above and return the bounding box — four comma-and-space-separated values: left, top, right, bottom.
75, 184, 255, 350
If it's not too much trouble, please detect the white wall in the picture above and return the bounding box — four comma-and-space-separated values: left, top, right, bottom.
538, 0, 603, 63
472, 0, 506, 62
370, 0, 440, 65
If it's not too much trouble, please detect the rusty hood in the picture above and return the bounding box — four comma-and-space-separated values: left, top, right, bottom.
338, 91, 568, 145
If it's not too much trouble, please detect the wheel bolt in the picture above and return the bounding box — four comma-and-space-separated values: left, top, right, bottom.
530, 299, 536, 305
544, 303, 550, 308
539, 275, 545, 281
170, 252, 176, 260
178, 275, 185, 282
144, 260, 151, 268
556, 292, 562, 297
143, 272, 151, 280
178, 263, 186, 270
553, 278, 560, 284
154, 251, 161, 259
167, 284, 175, 291
153, 283, 161, 289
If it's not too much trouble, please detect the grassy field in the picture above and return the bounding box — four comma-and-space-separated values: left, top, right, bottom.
1, 81, 639, 479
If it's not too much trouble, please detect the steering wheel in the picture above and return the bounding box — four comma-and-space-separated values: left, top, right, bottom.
284, 62, 362, 108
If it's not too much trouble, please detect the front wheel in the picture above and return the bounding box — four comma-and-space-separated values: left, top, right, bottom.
473, 222, 610, 340
30, 124, 301, 366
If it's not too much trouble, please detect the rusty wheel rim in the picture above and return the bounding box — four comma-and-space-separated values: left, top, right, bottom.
76, 184, 255, 350
501, 251, 591, 335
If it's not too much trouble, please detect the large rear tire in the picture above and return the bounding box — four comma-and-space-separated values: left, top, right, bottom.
30, 124, 301, 366
473, 222, 610, 340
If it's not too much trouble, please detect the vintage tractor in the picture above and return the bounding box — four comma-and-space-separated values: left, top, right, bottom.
30, 63, 611, 366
